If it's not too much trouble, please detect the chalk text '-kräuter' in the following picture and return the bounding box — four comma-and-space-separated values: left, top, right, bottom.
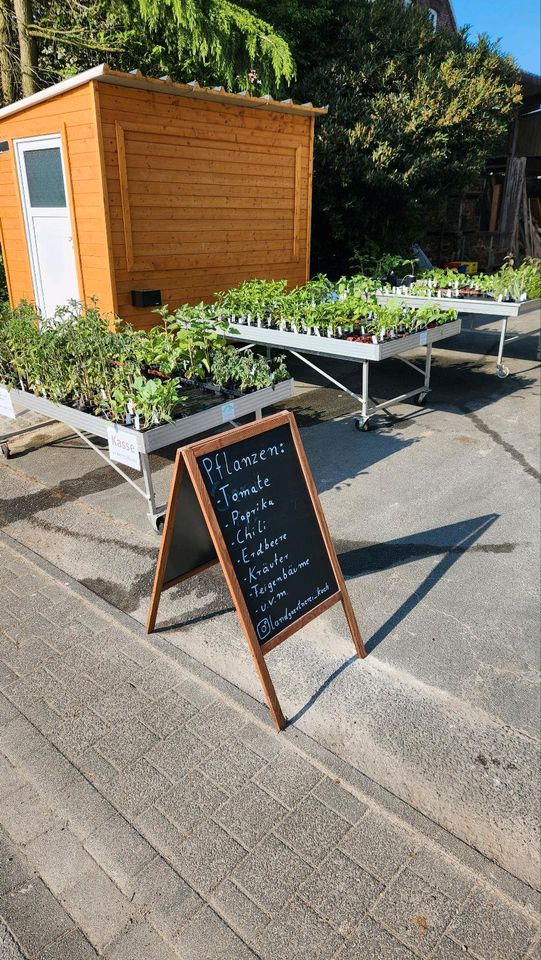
249, 557, 310, 596
246, 551, 289, 584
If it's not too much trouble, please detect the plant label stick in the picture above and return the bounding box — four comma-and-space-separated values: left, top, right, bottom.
0, 386, 16, 420
147, 410, 365, 730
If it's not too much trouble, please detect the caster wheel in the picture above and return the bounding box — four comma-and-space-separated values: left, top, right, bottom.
0, 443, 11, 460
150, 514, 165, 534
496, 365, 510, 379
355, 418, 370, 432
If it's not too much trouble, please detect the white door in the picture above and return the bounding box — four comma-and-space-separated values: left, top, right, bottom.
15, 134, 79, 319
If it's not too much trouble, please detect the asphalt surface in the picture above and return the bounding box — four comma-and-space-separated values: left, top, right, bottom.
1, 307, 540, 889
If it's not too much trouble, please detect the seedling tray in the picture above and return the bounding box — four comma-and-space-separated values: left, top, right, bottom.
1, 379, 294, 529
375, 295, 541, 379
225, 318, 462, 360
376, 294, 541, 318
223, 320, 462, 432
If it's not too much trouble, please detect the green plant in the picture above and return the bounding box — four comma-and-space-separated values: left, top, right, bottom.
210, 346, 289, 392
0, 301, 42, 391
216, 280, 288, 323
489, 256, 541, 301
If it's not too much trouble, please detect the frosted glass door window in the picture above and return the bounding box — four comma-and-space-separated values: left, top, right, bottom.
24, 147, 67, 208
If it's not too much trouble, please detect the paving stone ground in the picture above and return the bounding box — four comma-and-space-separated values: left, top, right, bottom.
0, 536, 539, 959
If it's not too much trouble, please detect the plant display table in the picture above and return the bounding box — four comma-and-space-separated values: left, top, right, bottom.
0, 380, 294, 530
223, 320, 462, 430
376, 294, 541, 378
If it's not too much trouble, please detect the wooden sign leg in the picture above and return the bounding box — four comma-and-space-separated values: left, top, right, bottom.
248, 641, 286, 731
146, 451, 184, 635
341, 590, 366, 659
146, 586, 162, 635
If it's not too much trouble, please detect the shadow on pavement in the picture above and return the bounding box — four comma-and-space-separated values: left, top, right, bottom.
289, 513, 499, 724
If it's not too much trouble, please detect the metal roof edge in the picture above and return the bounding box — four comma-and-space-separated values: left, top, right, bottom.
0, 65, 107, 121
97, 67, 327, 116
0, 64, 327, 122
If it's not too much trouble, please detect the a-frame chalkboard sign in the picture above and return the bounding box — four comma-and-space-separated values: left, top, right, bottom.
147, 411, 365, 729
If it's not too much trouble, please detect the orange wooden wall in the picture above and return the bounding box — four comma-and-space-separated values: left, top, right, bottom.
0, 82, 115, 317
96, 82, 314, 328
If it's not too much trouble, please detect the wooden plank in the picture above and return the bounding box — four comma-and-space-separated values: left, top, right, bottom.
115, 120, 134, 271
61, 122, 86, 304
6, 138, 33, 304
0, 216, 14, 302
114, 266, 306, 295
115, 134, 294, 164
114, 232, 295, 251
64, 122, 96, 141
304, 116, 315, 283
117, 123, 299, 154
105, 160, 294, 186
126, 237, 296, 256
120, 226, 299, 245
124, 219, 300, 238
112, 249, 295, 272
125, 199, 299, 217
106, 184, 295, 203
489, 181, 502, 233
98, 86, 309, 132
0, 99, 92, 131
117, 149, 294, 175
123, 208, 296, 227
106, 166, 301, 189
292, 145, 302, 260
118, 146, 295, 175
125, 168, 305, 188
66, 136, 103, 157
101, 118, 310, 151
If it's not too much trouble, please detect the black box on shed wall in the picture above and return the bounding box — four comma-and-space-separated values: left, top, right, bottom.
131, 289, 162, 308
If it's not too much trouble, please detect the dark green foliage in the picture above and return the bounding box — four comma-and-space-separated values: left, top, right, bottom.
286, 0, 521, 273
27, 0, 293, 94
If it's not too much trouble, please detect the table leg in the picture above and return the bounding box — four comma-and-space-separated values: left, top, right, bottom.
496, 316, 510, 378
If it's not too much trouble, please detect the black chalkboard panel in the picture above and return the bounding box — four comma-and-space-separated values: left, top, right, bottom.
195, 422, 338, 645
162, 468, 217, 588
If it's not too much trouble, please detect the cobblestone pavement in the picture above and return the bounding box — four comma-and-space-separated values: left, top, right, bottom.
0, 535, 539, 959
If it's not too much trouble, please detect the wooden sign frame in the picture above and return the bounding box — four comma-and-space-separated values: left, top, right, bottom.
147, 411, 365, 729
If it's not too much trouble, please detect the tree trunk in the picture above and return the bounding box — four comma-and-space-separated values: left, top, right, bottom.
0, 0, 14, 104
13, 0, 37, 97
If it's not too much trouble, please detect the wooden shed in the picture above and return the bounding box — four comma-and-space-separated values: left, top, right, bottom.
0, 65, 326, 328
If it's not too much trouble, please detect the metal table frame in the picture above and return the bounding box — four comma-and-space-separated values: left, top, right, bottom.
376, 295, 541, 379
224, 320, 462, 430
0, 379, 294, 530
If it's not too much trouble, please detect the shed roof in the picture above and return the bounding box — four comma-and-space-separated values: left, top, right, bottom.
0, 64, 328, 122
